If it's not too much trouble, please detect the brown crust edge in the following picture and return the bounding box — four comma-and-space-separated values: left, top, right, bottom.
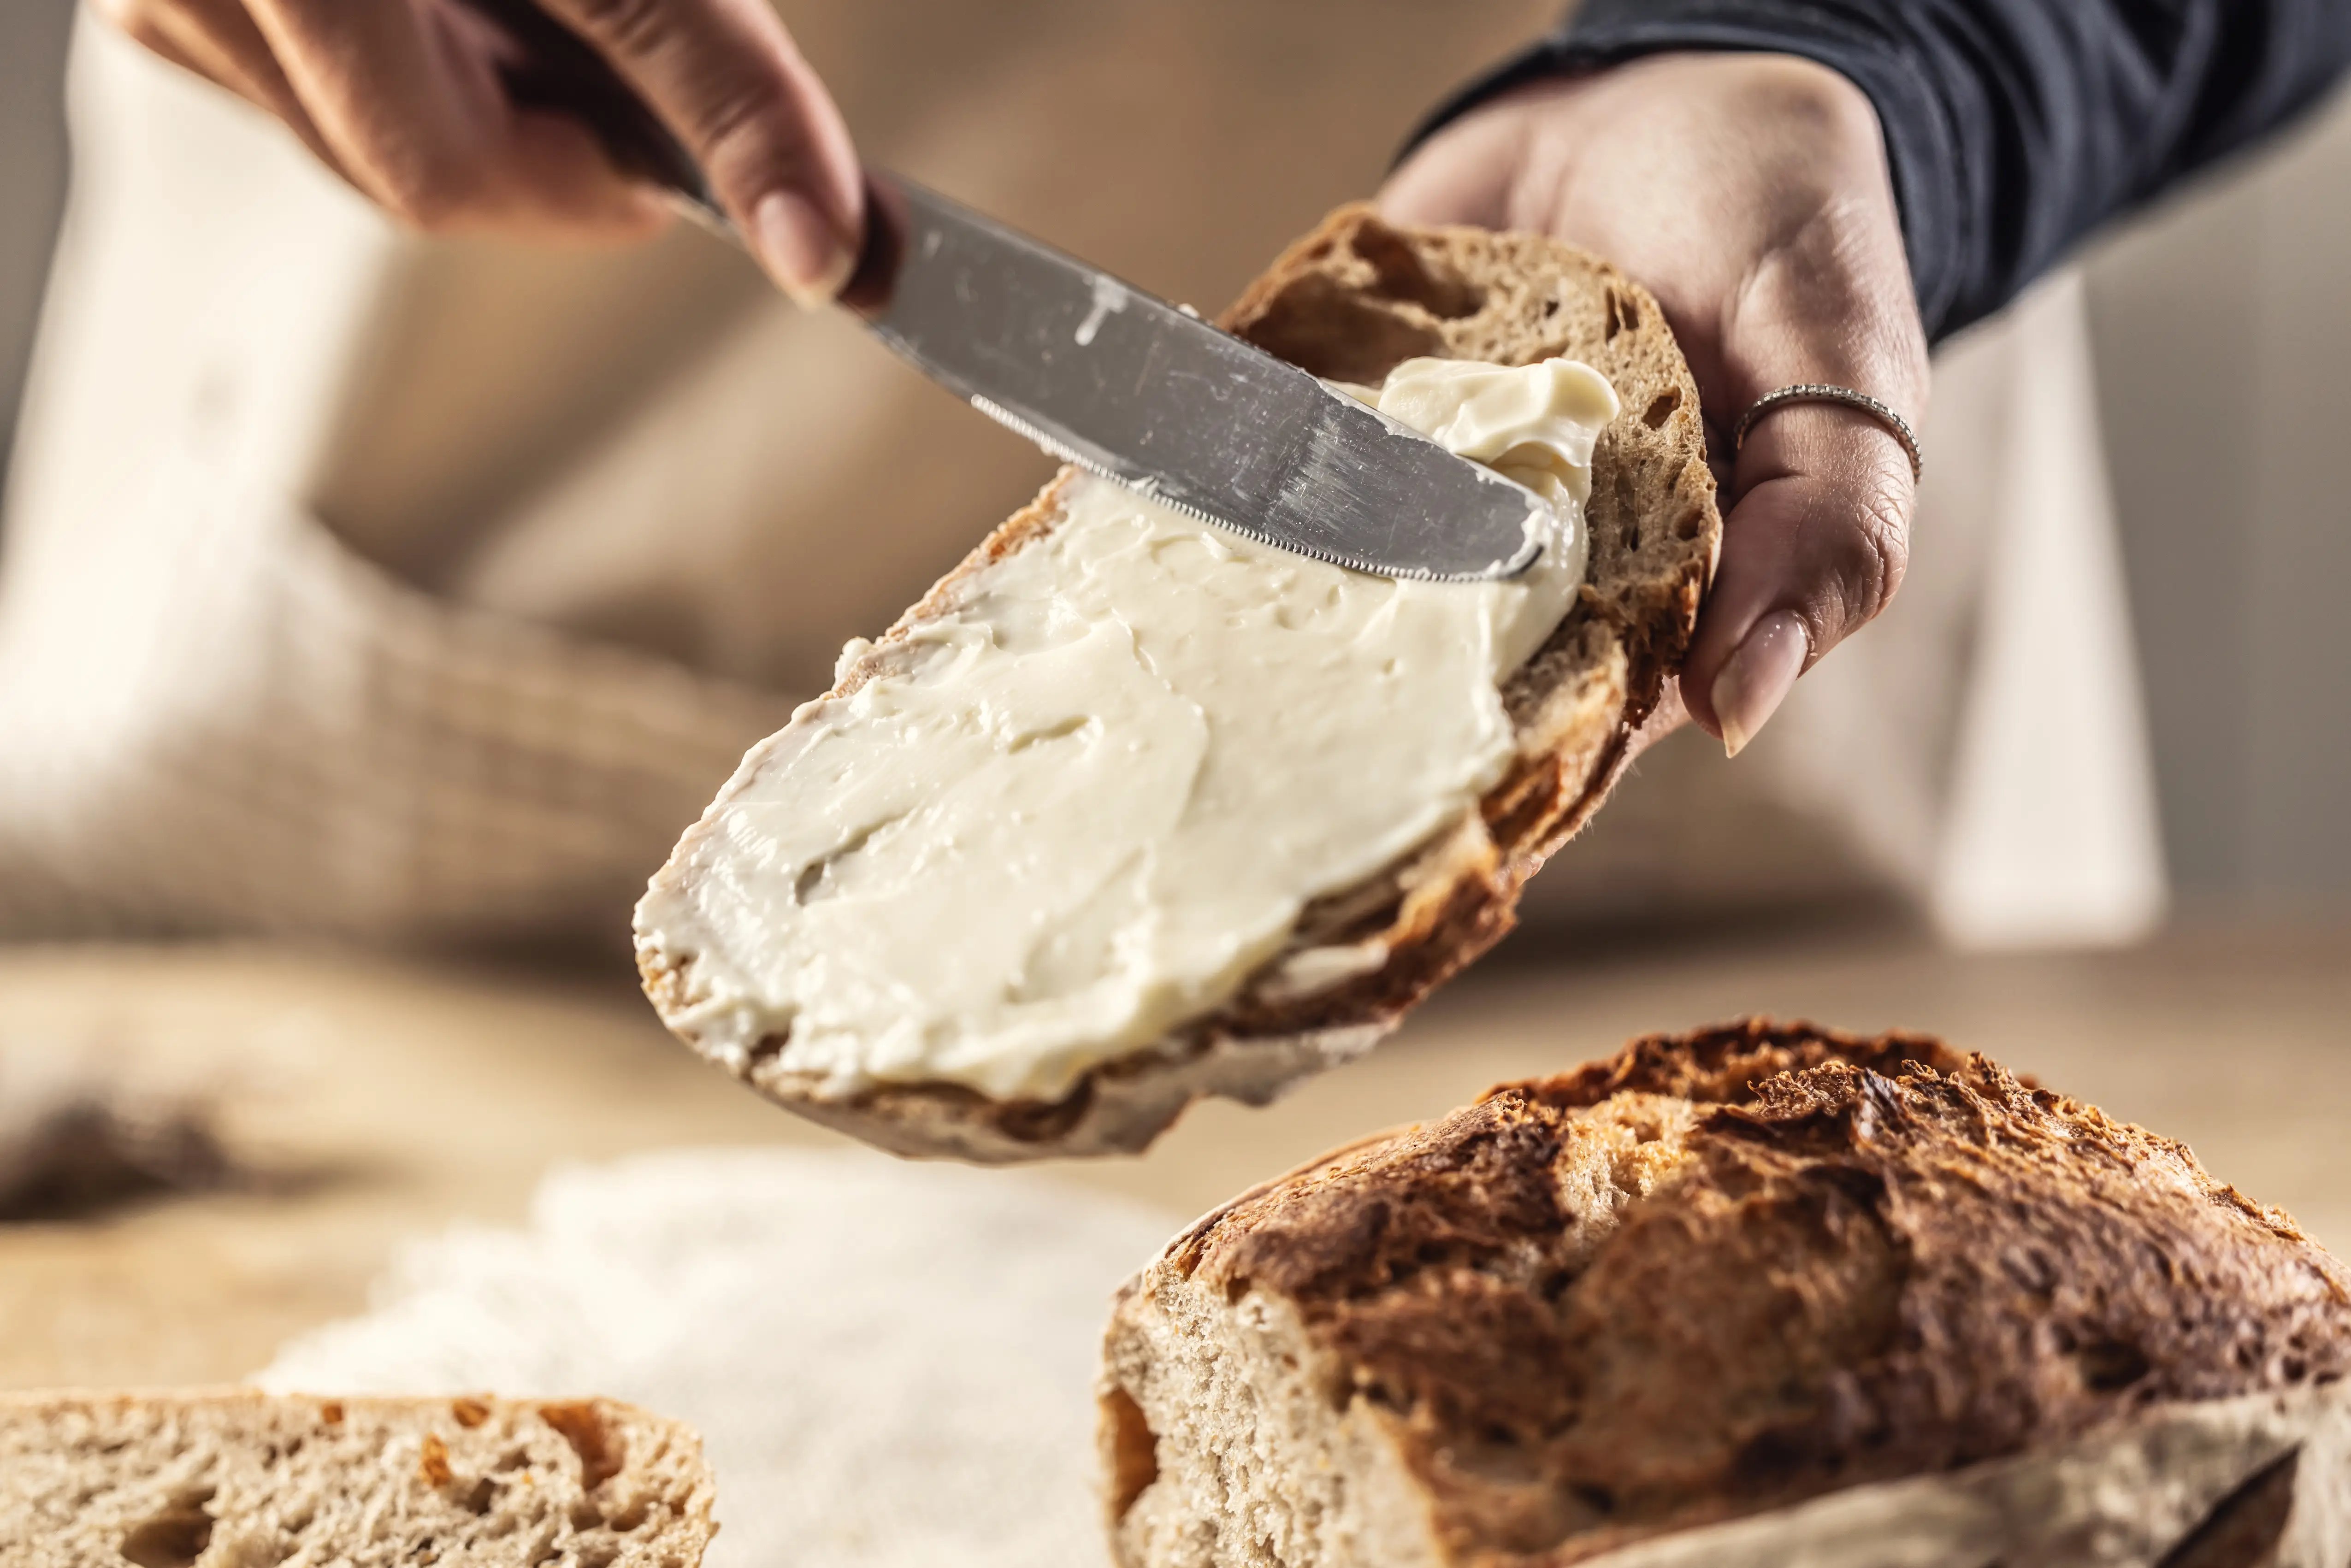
638, 204, 1721, 1162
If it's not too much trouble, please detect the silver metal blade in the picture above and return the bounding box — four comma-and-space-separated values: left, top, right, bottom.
861, 182, 1548, 582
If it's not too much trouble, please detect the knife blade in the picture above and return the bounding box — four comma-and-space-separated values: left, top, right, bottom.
463, 0, 1548, 581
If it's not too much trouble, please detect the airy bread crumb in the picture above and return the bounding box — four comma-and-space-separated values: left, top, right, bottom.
0, 1390, 716, 1565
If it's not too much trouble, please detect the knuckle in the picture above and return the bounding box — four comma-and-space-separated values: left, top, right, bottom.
555, 0, 676, 58
1737, 57, 1881, 146
1825, 474, 1912, 631
371, 154, 480, 232
689, 72, 803, 179
545, 0, 818, 191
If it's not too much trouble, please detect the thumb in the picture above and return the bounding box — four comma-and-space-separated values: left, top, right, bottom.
539, 0, 862, 304
1679, 400, 1918, 756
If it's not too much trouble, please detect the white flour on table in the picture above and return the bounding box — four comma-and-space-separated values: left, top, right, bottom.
259, 1147, 1180, 1568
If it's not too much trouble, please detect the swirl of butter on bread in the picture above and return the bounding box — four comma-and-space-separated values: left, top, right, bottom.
634, 358, 1619, 1102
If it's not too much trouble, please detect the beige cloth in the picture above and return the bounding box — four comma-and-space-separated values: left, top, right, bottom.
0, 9, 2162, 952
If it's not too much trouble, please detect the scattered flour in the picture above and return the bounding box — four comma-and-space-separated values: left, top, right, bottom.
259, 1147, 1181, 1568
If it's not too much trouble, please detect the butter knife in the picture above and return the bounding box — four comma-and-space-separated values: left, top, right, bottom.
461, 0, 1548, 582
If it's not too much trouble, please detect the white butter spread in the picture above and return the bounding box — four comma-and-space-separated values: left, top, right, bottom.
636, 357, 1620, 1101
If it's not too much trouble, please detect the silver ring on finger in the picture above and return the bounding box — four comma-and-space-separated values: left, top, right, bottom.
1734, 383, 1923, 483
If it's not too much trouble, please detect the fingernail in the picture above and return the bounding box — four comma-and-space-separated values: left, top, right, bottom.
1711, 611, 1809, 759
752, 189, 855, 308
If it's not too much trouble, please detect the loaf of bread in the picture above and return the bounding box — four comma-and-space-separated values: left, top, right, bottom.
1100, 1020, 2351, 1566
0, 1390, 715, 1565
637, 206, 1720, 1163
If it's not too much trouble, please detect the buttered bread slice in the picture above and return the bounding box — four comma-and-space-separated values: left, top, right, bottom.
635, 207, 1720, 1161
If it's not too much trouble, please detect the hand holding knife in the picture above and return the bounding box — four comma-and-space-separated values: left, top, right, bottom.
450, 0, 1550, 584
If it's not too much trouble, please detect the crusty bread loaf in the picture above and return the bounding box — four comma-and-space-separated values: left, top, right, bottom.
1099, 1020, 2351, 1566
0, 1390, 715, 1565
637, 205, 1721, 1163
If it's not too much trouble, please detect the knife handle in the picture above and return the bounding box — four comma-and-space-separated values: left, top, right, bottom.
449, 0, 904, 311
454, 0, 715, 214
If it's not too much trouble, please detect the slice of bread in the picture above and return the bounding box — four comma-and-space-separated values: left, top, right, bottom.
0, 1390, 715, 1565
1099, 1020, 2351, 1566
636, 206, 1721, 1163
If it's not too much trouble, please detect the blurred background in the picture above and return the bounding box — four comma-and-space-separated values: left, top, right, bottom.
1, 0, 2346, 940
0, 6, 2345, 1554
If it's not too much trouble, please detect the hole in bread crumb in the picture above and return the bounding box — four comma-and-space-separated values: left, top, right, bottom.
1642, 389, 1681, 429
1602, 290, 1640, 339
1350, 223, 1483, 319
1234, 276, 1446, 384
462, 1475, 499, 1515
1104, 1388, 1160, 1518
120, 1488, 215, 1568
538, 1402, 623, 1492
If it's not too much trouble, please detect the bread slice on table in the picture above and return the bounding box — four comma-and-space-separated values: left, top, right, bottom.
1100, 1019, 2351, 1567
635, 205, 1721, 1163
0, 1390, 715, 1565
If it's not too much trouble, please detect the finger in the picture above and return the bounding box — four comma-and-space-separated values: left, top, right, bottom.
1377, 100, 1525, 230
243, 0, 668, 238
97, 0, 354, 178
1678, 143, 1928, 755
95, 0, 247, 95
1679, 403, 1917, 756
534, 0, 862, 302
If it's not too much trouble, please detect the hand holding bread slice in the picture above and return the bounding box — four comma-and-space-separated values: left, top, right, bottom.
636, 206, 1720, 1161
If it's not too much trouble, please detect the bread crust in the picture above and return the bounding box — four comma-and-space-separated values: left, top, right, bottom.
1105, 1019, 2351, 1563
637, 205, 1721, 1161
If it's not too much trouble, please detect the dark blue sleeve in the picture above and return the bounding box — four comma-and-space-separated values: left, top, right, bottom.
1409, 1, 2351, 342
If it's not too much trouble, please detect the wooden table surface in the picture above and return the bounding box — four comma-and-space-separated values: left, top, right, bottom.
2, 921, 2346, 1391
